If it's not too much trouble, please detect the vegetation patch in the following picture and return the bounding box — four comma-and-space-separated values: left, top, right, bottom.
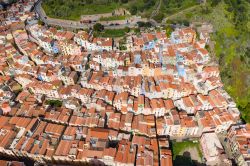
42, 0, 120, 20
42, 0, 159, 21
42, 0, 199, 22
97, 28, 127, 38
172, 141, 202, 160
160, 0, 198, 16
46, 100, 63, 107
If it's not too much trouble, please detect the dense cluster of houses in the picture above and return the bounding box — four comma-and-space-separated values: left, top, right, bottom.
0, 0, 249, 166
29, 24, 113, 53
0, 160, 25, 166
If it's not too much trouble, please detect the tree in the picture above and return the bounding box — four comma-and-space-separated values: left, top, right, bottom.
143, 0, 155, 10
211, 0, 221, 7
145, 22, 152, 27
130, 5, 137, 15
38, 20, 45, 26
121, 0, 128, 3
182, 20, 190, 26
137, 21, 144, 27
86, 0, 93, 4
201, 6, 211, 14
46, 100, 63, 107
124, 26, 130, 33
177, 20, 189, 26
153, 13, 164, 23
137, 21, 152, 28
85, 63, 90, 70
134, 28, 141, 34
93, 23, 104, 32
166, 25, 173, 37
119, 45, 127, 50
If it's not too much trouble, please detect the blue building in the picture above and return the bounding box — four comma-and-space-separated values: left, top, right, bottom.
158, 44, 163, 64
37, 74, 44, 81
142, 40, 156, 51
170, 31, 182, 44
16, 55, 29, 65
52, 40, 59, 54
176, 62, 186, 77
134, 53, 142, 64
176, 52, 185, 62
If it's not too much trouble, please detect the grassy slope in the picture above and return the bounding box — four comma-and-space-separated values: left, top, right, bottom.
172, 141, 202, 160
161, 0, 198, 16
42, 1, 119, 20
42, 0, 158, 21
153, 0, 199, 22
167, 1, 250, 123
96, 29, 127, 38
42, 0, 199, 22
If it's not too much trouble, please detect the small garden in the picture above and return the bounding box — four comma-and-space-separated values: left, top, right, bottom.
172, 141, 203, 166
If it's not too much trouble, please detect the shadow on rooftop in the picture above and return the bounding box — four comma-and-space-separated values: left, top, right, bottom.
89, 158, 105, 166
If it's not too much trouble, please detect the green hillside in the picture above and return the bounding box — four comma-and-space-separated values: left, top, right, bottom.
42, 0, 199, 21
42, 0, 158, 20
